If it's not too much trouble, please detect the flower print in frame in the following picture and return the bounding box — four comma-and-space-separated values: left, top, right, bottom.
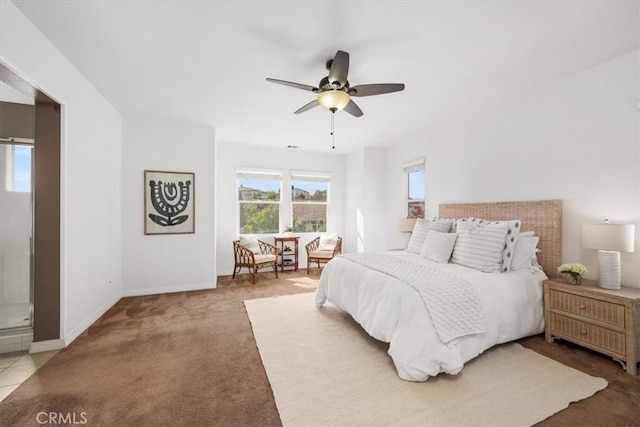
144, 170, 195, 235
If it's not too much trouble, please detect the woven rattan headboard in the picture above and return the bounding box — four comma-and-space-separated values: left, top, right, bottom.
439, 200, 562, 277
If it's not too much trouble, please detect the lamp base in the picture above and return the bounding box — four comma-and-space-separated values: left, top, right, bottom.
597, 250, 621, 289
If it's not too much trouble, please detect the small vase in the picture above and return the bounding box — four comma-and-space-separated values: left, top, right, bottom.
565, 274, 582, 285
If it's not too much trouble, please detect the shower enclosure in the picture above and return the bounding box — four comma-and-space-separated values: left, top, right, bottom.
0, 140, 33, 332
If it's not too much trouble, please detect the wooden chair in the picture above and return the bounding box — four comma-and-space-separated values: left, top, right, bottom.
233, 239, 279, 284
306, 236, 342, 274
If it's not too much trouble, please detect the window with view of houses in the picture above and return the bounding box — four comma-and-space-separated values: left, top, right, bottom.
291, 173, 329, 232
403, 159, 425, 218
237, 171, 282, 234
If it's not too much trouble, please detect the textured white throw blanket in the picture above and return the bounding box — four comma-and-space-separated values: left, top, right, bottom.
340, 253, 485, 344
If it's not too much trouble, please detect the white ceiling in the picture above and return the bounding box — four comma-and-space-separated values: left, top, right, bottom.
12, 1, 639, 153
0, 81, 33, 105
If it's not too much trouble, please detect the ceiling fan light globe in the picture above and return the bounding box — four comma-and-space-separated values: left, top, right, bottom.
317, 90, 350, 111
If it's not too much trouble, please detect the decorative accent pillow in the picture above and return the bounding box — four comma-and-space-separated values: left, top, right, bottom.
467, 218, 521, 272
420, 231, 458, 263
239, 235, 261, 254
451, 223, 508, 273
406, 219, 431, 254
433, 217, 468, 233
429, 218, 454, 233
510, 235, 540, 270
318, 233, 339, 251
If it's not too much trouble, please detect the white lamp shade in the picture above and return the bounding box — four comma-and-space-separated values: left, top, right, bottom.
582, 223, 635, 252
398, 218, 417, 233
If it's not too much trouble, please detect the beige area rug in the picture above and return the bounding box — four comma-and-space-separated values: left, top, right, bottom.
245, 292, 608, 427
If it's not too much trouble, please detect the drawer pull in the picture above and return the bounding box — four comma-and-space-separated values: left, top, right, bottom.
580, 329, 587, 335
578, 304, 586, 309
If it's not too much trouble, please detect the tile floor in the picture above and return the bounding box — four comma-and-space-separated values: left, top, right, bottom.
0, 350, 58, 402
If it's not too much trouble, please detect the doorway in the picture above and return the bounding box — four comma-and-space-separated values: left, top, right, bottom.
0, 139, 33, 332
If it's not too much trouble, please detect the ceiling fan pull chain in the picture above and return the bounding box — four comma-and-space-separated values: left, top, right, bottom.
331, 110, 335, 150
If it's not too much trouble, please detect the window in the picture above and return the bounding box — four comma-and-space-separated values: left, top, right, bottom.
237, 171, 282, 234
5, 145, 32, 193
291, 173, 329, 233
403, 159, 425, 218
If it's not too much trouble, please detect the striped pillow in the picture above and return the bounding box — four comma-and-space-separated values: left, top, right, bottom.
468, 218, 521, 272
430, 218, 453, 233
432, 217, 466, 233
406, 219, 431, 254
406, 219, 453, 254
451, 223, 508, 273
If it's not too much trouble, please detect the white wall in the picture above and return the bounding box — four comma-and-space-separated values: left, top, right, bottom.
344, 150, 363, 253
122, 118, 216, 295
216, 143, 344, 276
384, 51, 640, 287
1, 1, 123, 341
344, 147, 388, 253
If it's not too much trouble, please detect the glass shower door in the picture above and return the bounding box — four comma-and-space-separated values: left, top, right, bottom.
0, 142, 33, 330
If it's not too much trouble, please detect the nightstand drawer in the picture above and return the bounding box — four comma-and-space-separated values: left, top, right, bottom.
549, 289, 625, 328
549, 313, 625, 355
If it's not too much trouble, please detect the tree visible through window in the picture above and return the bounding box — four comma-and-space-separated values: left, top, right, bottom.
291, 174, 329, 233
237, 172, 281, 234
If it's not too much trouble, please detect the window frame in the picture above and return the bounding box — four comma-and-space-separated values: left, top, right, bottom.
236, 169, 283, 235
290, 172, 330, 233
402, 158, 425, 219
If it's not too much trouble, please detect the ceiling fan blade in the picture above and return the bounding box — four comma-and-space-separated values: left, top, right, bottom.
343, 99, 363, 117
294, 99, 320, 114
349, 83, 405, 97
328, 50, 349, 88
266, 78, 318, 92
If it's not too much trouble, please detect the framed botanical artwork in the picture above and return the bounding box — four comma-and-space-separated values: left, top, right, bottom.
144, 170, 195, 235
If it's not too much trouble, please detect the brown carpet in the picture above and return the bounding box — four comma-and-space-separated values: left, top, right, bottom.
0, 269, 638, 426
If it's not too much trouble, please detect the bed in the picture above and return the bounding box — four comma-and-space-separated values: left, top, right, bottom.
315, 200, 562, 381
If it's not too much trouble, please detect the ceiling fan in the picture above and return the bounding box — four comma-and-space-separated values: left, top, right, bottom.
266, 50, 405, 117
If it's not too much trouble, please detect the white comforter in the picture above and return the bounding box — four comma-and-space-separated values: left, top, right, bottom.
315, 251, 547, 381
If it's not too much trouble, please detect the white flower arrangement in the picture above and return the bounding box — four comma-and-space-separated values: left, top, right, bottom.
558, 263, 587, 284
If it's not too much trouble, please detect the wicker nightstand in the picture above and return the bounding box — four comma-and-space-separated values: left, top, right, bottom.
544, 278, 640, 375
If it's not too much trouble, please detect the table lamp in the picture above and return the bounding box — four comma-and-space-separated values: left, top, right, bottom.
582, 220, 635, 289
398, 218, 417, 233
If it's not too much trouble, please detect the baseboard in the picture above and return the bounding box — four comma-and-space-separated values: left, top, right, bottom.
122, 282, 217, 297
63, 294, 122, 347
29, 338, 65, 353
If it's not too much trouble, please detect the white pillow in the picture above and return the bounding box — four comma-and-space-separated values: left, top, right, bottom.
318, 233, 339, 251
406, 219, 430, 254
420, 231, 458, 263
239, 235, 261, 254
451, 223, 508, 273
429, 218, 453, 233
510, 235, 540, 270
467, 218, 521, 272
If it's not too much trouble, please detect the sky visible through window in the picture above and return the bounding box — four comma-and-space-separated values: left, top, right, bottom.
238, 179, 326, 194
291, 180, 327, 194
14, 146, 32, 192
238, 179, 280, 192
408, 169, 425, 200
